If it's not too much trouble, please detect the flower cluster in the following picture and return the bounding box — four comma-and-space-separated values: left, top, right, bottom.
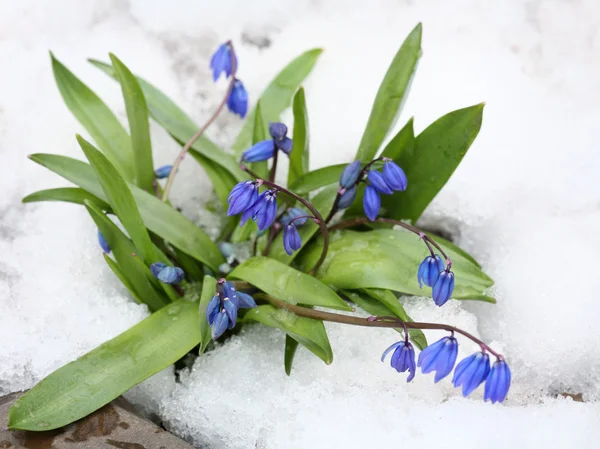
242, 122, 293, 162
382, 335, 511, 403
150, 262, 185, 284
210, 42, 248, 118
206, 279, 257, 339
418, 254, 455, 306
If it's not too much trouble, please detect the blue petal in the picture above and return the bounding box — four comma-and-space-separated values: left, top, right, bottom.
453, 352, 490, 397
157, 266, 184, 284
338, 185, 357, 209
222, 298, 239, 328
242, 140, 275, 163
209, 43, 234, 81
432, 270, 455, 306
417, 258, 429, 288
154, 165, 172, 179
227, 79, 248, 118
280, 208, 308, 227
276, 137, 293, 154
254, 191, 277, 230
269, 122, 288, 140
283, 224, 302, 255
236, 291, 257, 308
339, 161, 362, 188
484, 360, 511, 403
150, 262, 167, 278
211, 311, 229, 339
433, 337, 459, 383
417, 337, 447, 371
383, 161, 407, 191
206, 295, 220, 325
381, 341, 403, 362
363, 186, 381, 221
227, 181, 258, 216
222, 281, 237, 300
97, 230, 111, 254
367, 170, 393, 195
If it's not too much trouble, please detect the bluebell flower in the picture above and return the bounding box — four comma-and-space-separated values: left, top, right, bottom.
417, 255, 445, 288
236, 291, 258, 308
283, 224, 302, 255
363, 185, 381, 221
338, 185, 357, 209
210, 42, 236, 81
150, 262, 166, 278
97, 230, 110, 254
227, 79, 248, 118
367, 170, 393, 195
227, 180, 259, 216
150, 262, 185, 284
432, 269, 455, 306
242, 140, 275, 163
484, 359, 511, 403
383, 161, 407, 191
417, 336, 459, 382
382, 340, 416, 382
241, 190, 278, 230
453, 352, 491, 396
207, 281, 257, 339
339, 161, 362, 188
154, 165, 172, 179
280, 208, 308, 227
268, 122, 293, 154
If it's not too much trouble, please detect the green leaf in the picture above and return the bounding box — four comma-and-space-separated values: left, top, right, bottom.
78, 135, 157, 263
249, 100, 269, 179
188, 149, 238, 210
198, 275, 217, 354
8, 299, 200, 431
390, 104, 484, 222
231, 49, 323, 153
354, 24, 422, 161
243, 305, 333, 364
102, 254, 143, 304
109, 54, 155, 192
288, 87, 310, 186
284, 335, 299, 375
28, 153, 224, 271
22, 187, 111, 211
289, 164, 346, 195
229, 256, 352, 311
297, 229, 494, 302
50, 53, 133, 180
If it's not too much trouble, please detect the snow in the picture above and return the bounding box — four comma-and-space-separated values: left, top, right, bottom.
1, 0, 600, 448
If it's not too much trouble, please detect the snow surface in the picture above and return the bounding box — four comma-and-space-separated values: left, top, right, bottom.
1, 0, 600, 448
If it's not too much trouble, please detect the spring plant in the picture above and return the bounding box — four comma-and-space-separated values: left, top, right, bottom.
8, 24, 510, 432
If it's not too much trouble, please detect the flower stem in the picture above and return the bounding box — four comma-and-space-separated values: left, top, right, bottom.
269, 149, 279, 183
161, 41, 237, 202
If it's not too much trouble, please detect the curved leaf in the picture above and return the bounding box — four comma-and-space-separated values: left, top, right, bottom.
288, 87, 310, 186
198, 275, 217, 354
22, 187, 111, 210
289, 164, 346, 196
284, 335, 299, 375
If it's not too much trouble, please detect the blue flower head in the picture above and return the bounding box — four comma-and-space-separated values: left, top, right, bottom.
207, 280, 257, 339
484, 359, 511, 403
417, 336, 459, 382
268, 122, 292, 154
367, 170, 393, 195
227, 180, 259, 216
339, 161, 362, 188
418, 254, 445, 288
150, 262, 184, 284
363, 185, 381, 221
280, 208, 308, 227
283, 224, 302, 255
241, 190, 278, 231
97, 230, 110, 254
227, 79, 248, 118
432, 269, 455, 306
382, 340, 416, 382
210, 42, 237, 81
154, 165, 172, 179
383, 160, 407, 191
338, 185, 357, 209
453, 352, 491, 396
242, 140, 275, 163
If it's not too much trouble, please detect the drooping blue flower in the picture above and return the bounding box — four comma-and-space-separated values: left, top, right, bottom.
283, 224, 302, 255
383, 161, 407, 191
268, 122, 293, 154
227, 180, 259, 216
206, 294, 220, 325
280, 208, 308, 227
221, 280, 237, 301
207, 281, 257, 339
484, 359, 511, 404
150, 262, 185, 284
367, 170, 393, 195
210, 42, 237, 81
339, 161, 362, 188
241, 140, 275, 162
417, 255, 445, 288
236, 291, 258, 308
241, 190, 278, 230
363, 185, 381, 221
150, 262, 166, 278
154, 165, 172, 179
275, 136, 293, 154
222, 297, 239, 329
452, 352, 491, 396
97, 230, 110, 254
338, 185, 357, 209
382, 340, 416, 382
227, 79, 248, 118
417, 336, 459, 382
432, 269, 455, 306
211, 310, 229, 339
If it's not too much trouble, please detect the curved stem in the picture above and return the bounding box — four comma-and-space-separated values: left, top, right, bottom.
269, 149, 279, 183
161, 41, 237, 202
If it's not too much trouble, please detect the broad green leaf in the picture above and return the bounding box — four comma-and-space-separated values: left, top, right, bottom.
355, 24, 422, 161
297, 229, 494, 302
189, 149, 238, 210
249, 100, 269, 179
171, 247, 205, 281
78, 135, 157, 263
50, 54, 133, 179
110, 54, 155, 192
28, 154, 224, 271
231, 49, 323, 153
381, 117, 415, 160
8, 299, 200, 431
103, 254, 143, 304
22, 187, 111, 211
288, 87, 310, 186
289, 164, 346, 195
284, 334, 299, 375
198, 275, 217, 354
229, 256, 352, 311
390, 104, 484, 222
244, 305, 333, 364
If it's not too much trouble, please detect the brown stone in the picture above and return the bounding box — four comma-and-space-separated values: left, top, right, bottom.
0, 392, 194, 449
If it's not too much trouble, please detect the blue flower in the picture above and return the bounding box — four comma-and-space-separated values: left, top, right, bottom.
417, 255, 445, 288
268, 122, 293, 154
363, 185, 381, 221
280, 208, 308, 227
97, 230, 110, 254
207, 281, 257, 339
382, 340, 416, 382
154, 165, 172, 179
338, 185, 357, 209
227, 181, 259, 216
227, 79, 248, 118
283, 224, 302, 255
241, 190, 278, 230
236, 291, 258, 308
367, 170, 393, 195
432, 269, 455, 306
242, 140, 275, 162
417, 336, 459, 382
339, 161, 362, 188
484, 359, 511, 403
452, 352, 491, 396
150, 262, 185, 284
383, 161, 407, 191
210, 42, 236, 81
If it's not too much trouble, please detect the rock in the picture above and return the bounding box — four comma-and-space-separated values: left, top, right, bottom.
0, 391, 194, 448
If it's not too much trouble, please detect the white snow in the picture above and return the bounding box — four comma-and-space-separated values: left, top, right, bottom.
1, 0, 600, 448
